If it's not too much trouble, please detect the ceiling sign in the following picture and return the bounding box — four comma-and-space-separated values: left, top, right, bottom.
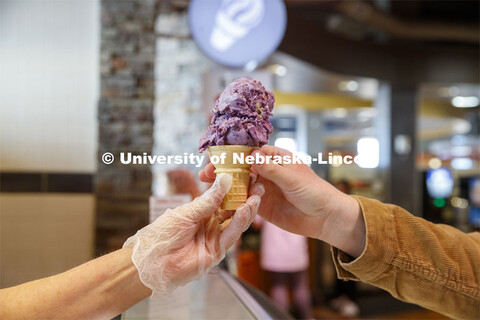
189, 0, 287, 68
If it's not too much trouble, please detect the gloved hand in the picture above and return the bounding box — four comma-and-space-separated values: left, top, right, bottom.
123, 173, 263, 299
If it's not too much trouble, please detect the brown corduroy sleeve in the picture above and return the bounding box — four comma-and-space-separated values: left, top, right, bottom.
331, 196, 480, 320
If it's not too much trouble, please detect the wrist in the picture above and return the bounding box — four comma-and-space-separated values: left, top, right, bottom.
318, 194, 366, 258
100, 247, 152, 300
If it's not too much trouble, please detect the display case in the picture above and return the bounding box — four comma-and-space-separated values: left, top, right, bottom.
122, 268, 292, 320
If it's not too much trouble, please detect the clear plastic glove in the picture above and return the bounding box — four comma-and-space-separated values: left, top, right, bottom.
123, 173, 263, 299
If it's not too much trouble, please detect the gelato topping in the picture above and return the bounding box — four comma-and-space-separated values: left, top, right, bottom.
199, 77, 274, 152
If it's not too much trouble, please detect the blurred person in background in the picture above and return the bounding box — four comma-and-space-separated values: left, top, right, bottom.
167, 168, 201, 200
329, 180, 359, 318
253, 216, 312, 319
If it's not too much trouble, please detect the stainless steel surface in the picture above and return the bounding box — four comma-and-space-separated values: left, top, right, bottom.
217, 269, 273, 320
122, 269, 255, 320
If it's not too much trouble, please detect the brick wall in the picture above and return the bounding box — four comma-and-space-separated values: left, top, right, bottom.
96, 0, 157, 254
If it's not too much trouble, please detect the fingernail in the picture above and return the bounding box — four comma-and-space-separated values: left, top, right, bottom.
251, 183, 265, 197
215, 173, 232, 192
236, 203, 246, 211
249, 173, 257, 185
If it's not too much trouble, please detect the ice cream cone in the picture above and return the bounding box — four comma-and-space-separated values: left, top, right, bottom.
208, 145, 255, 210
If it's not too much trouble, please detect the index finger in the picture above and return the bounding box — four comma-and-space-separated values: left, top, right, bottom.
199, 163, 216, 183
219, 195, 260, 250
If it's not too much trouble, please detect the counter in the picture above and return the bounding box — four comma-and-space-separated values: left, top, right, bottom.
122, 268, 292, 320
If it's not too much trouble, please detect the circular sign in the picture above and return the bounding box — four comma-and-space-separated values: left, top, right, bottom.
189, 0, 287, 68
426, 168, 454, 199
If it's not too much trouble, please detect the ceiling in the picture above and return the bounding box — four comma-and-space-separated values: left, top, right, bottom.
284, 0, 479, 46
278, 0, 480, 84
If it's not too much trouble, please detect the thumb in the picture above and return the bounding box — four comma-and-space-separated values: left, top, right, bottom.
251, 147, 295, 191
188, 173, 232, 221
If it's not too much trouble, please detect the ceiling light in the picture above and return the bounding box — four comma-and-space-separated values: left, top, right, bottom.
448, 86, 460, 96
451, 96, 479, 108
451, 135, 468, 145
451, 145, 472, 157
338, 80, 359, 92
451, 197, 469, 209
357, 137, 379, 169
438, 87, 450, 97
275, 65, 287, 76
269, 64, 287, 76
244, 60, 258, 72
357, 109, 376, 119
332, 108, 348, 118
346, 81, 358, 91
428, 157, 442, 169
451, 158, 473, 170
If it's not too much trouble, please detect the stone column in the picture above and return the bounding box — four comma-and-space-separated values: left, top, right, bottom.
96, 0, 157, 254
152, 7, 208, 196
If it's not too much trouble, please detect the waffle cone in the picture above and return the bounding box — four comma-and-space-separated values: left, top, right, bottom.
208, 145, 255, 210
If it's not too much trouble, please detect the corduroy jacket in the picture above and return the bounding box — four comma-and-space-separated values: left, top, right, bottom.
332, 196, 480, 320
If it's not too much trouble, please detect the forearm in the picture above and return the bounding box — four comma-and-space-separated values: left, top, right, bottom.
331, 196, 480, 319
0, 246, 151, 320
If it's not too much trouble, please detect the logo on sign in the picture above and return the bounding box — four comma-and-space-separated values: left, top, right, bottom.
210, 0, 265, 52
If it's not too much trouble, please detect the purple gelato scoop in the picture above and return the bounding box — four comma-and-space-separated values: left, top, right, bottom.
199, 77, 274, 153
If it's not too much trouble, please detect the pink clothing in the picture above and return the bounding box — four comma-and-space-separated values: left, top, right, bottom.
259, 219, 309, 272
